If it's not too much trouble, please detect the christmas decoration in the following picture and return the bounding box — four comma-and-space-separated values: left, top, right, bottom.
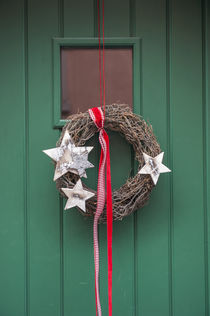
43, 103, 171, 316
88, 106, 112, 316
55, 104, 167, 222
62, 179, 95, 212
43, 130, 94, 180
139, 152, 171, 185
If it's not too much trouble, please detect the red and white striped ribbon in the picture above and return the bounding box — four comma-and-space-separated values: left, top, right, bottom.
89, 107, 113, 316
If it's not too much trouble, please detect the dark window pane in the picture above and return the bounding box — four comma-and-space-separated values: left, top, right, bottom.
61, 47, 133, 118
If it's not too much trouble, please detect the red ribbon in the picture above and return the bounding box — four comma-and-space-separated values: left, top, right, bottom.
89, 107, 113, 316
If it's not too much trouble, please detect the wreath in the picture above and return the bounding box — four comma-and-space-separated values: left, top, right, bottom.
43, 3, 171, 311
43, 103, 171, 315
55, 104, 161, 223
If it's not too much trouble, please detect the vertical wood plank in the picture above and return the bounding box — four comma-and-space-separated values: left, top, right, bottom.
62, 1, 96, 315
64, 0, 94, 37
205, 0, 210, 313
104, 0, 130, 37
171, 0, 205, 315
100, 1, 135, 315
0, 1, 25, 315
27, 0, 61, 315
202, 0, 209, 314
135, 0, 171, 315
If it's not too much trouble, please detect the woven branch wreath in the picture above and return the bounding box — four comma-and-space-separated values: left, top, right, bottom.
55, 104, 161, 223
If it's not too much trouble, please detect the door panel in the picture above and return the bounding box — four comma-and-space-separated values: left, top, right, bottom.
0, 1, 25, 315
27, 0, 61, 315
0, 0, 209, 315
170, 1, 205, 314
62, 3, 96, 315
135, 0, 170, 314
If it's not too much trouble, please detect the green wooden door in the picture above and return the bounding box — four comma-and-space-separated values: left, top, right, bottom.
0, 0, 209, 315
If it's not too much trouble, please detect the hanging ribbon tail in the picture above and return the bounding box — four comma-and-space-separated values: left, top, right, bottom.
89, 107, 113, 316
104, 131, 113, 316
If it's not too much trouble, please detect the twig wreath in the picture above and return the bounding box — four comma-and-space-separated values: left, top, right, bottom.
55, 104, 161, 223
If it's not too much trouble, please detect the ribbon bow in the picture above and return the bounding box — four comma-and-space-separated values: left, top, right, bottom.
88, 107, 113, 316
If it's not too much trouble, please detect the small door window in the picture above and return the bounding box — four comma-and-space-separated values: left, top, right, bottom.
60, 47, 133, 118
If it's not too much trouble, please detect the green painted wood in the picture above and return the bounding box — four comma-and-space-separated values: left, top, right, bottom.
99, 1, 135, 315
104, 0, 130, 37
170, 0, 205, 315
62, 2, 97, 315
135, 1, 171, 315
202, 0, 209, 313
0, 0, 25, 315
64, 0, 94, 37
0, 0, 209, 315
27, 0, 61, 315
205, 0, 210, 314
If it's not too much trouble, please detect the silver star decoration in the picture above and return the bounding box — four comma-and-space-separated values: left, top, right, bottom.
43, 130, 94, 181
70, 151, 94, 178
138, 152, 171, 185
62, 179, 95, 212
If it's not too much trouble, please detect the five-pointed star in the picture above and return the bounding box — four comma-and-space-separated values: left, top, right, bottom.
43, 130, 93, 180
138, 152, 171, 185
62, 179, 95, 212
70, 151, 94, 178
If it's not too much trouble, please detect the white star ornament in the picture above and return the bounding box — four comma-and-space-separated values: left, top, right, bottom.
43, 130, 93, 181
139, 152, 171, 185
61, 179, 95, 212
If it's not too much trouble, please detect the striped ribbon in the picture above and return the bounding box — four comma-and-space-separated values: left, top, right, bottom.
88, 107, 113, 316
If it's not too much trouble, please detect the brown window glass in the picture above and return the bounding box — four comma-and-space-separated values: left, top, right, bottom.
61, 47, 133, 118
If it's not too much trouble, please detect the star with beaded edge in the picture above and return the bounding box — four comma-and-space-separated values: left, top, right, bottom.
61, 179, 95, 212
138, 152, 171, 185
43, 130, 94, 181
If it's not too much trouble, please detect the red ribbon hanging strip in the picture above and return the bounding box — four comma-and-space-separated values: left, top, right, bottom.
88, 107, 113, 316
89, 1, 112, 315
97, 0, 106, 114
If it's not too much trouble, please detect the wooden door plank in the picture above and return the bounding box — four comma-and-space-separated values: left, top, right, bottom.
64, 0, 94, 37
170, 0, 205, 314
0, 1, 25, 315
135, 0, 171, 315
62, 1, 97, 315
104, 0, 130, 37
99, 1, 135, 315
27, 1, 61, 315
205, 0, 210, 313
